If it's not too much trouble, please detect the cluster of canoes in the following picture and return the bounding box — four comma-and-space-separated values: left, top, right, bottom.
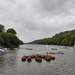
47, 51, 64, 54
21, 54, 55, 62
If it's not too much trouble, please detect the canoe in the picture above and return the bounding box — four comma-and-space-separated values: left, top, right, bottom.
51, 48, 57, 50
27, 56, 32, 62
0, 49, 5, 52
57, 51, 64, 54
50, 52, 57, 54
25, 48, 33, 50
21, 55, 27, 61
35, 57, 42, 62
47, 52, 57, 54
45, 55, 51, 61
39, 55, 45, 58
50, 56, 55, 60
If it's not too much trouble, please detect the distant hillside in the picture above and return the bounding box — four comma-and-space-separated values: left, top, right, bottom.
29, 29, 75, 46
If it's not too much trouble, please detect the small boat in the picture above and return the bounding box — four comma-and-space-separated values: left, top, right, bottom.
51, 48, 57, 50
47, 52, 49, 54
27, 56, 32, 62
35, 57, 42, 62
35, 54, 42, 62
46, 45, 48, 47
45, 55, 51, 61
50, 52, 57, 54
61, 46, 67, 49
25, 48, 33, 50
57, 51, 64, 54
73, 42, 75, 48
0, 49, 5, 52
3, 48, 8, 51
21, 55, 27, 61
47, 52, 57, 54
73, 45, 75, 48
0, 48, 8, 52
50, 56, 55, 60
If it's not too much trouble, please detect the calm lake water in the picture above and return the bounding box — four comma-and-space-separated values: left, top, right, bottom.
0, 44, 75, 75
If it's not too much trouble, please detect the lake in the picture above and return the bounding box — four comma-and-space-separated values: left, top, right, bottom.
0, 44, 75, 75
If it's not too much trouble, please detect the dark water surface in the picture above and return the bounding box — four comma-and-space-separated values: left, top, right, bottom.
0, 44, 75, 75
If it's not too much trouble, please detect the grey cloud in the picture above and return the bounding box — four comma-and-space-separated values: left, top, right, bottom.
19, 21, 38, 31
38, 0, 75, 16
0, 0, 75, 42
6, 0, 15, 2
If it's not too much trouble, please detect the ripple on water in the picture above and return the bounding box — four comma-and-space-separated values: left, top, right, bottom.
0, 45, 75, 75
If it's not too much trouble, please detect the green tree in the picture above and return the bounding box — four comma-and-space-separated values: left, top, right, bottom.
7, 28, 17, 35
0, 24, 5, 32
8, 33, 21, 48
0, 36, 4, 46
0, 32, 11, 47
0, 32, 23, 48
0, 25, 24, 49
19, 40, 24, 45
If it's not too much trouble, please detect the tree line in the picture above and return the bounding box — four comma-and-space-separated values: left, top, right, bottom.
29, 29, 75, 46
0, 24, 23, 49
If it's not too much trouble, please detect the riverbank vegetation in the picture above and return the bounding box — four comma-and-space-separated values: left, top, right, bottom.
0, 24, 24, 49
29, 29, 75, 46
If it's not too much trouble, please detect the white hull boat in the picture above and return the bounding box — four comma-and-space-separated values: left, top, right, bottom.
0, 48, 8, 54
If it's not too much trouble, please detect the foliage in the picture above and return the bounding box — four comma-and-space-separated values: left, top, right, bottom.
29, 29, 75, 46
0, 24, 5, 32
19, 40, 24, 45
7, 28, 17, 35
0, 36, 4, 46
0, 24, 24, 48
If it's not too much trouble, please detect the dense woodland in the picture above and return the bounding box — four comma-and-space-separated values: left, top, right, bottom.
0, 24, 23, 49
29, 29, 75, 46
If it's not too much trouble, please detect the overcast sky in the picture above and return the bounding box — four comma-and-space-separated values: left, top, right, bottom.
0, 0, 75, 43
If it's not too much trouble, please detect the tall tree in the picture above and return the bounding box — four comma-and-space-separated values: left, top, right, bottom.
7, 28, 17, 35
0, 36, 4, 46
0, 24, 5, 32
